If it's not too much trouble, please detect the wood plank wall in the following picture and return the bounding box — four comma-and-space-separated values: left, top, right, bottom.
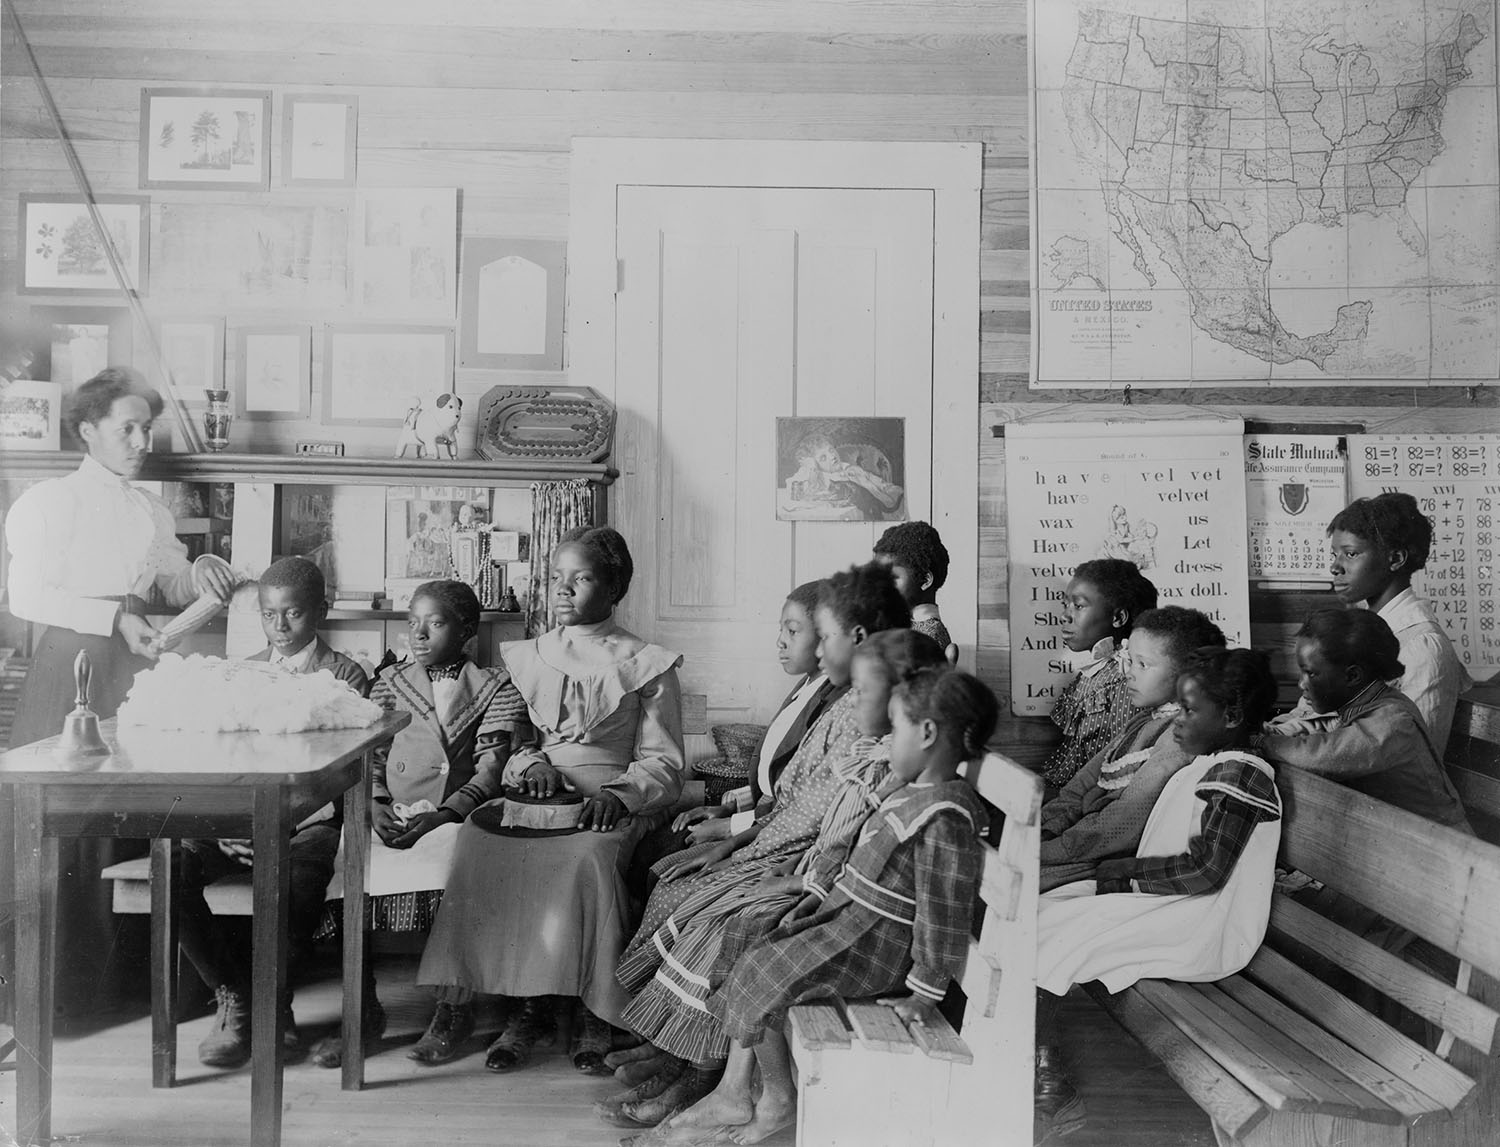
2, 0, 1493, 752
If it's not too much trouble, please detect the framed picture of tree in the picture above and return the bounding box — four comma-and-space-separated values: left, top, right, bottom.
18, 194, 150, 296
140, 88, 272, 190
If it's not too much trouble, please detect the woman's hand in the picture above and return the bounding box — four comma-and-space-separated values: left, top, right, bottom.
685, 817, 733, 845
520, 760, 566, 798
193, 560, 237, 604
216, 839, 254, 864
779, 893, 821, 926
388, 808, 460, 849
117, 612, 164, 659
371, 802, 405, 846
877, 994, 943, 1031
580, 791, 627, 832
671, 805, 729, 833
658, 840, 734, 881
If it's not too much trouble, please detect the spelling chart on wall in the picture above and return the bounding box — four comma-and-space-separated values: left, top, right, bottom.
1349, 434, 1500, 676
1005, 420, 1251, 716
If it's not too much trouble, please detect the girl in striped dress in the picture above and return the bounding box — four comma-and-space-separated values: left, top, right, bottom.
642, 670, 997, 1147
603, 630, 948, 1128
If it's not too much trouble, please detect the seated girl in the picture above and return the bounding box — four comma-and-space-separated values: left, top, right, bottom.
666, 579, 845, 850
627, 563, 911, 946
312, 579, 528, 1068
642, 670, 997, 1147
1260, 608, 1470, 829
1033, 648, 1283, 1125
1040, 606, 1225, 891
1039, 558, 1159, 792
1326, 492, 1471, 751
605, 630, 948, 1128
410, 527, 687, 1073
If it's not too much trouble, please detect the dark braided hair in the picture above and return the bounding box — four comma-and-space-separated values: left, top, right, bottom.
1178, 647, 1278, 737
558, 525, 634, 602
785, 579, 824, 618
412, 579, 481, 637
873, 520, 950, 591
1131, 606, 1226, 666
1298, 608, 1404, 682
1328, 492, 1432, 573
65, 367, 163, 440
1069, 558, 1158, 637
818, 562, 912, 635
852, 629, 948, 686
895, 668, 1000, 762
259, 556, 328, 610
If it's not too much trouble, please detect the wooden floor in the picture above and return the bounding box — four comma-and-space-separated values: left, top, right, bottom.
3, 955, 1214, 1147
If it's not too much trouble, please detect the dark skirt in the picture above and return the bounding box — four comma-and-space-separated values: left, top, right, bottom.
4, 624, 152, 1019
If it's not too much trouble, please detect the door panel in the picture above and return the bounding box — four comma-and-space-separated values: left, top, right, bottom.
615, 185, 935, 722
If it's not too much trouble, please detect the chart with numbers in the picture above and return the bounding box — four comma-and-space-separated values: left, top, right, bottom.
1349, 434, 1500, 676
1244, 435, 1346, 581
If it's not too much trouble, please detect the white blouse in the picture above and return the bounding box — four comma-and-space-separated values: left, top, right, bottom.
5, 455, 196, 637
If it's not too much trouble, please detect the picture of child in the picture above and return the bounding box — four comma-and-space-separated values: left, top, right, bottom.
776, 418, 907, 522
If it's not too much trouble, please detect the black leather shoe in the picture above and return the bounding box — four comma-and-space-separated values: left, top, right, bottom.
484, 996, 555, 1072
406, 1000, 474, 1066
1035, 1045, 1084, 1124
199, 985, 252, 1068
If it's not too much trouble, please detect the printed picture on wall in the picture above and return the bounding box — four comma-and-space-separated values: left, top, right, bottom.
775, 416, 907, 522
19, 195, 149, 295
140, 89, 271, 190
0, 380, 62, 452
385, 486, 491, 581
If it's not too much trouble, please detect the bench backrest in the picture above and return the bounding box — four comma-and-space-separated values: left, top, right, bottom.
1445, 695, 1500, 829
1273, 766, 1500, 1074
948, 752, 1043, 1147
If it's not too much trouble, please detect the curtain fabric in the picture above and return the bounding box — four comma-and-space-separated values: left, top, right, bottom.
526, 479, 595, 637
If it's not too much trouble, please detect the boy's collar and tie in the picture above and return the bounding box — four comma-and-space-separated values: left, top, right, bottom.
425, 659, 466, 681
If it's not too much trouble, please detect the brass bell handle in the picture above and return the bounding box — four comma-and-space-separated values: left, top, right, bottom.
74, 649, 93, 709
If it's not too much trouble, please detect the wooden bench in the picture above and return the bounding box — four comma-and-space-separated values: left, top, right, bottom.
1445, 692, 1500, 839
1087, 766, 1500, 1147
788, 752, 1042, 1147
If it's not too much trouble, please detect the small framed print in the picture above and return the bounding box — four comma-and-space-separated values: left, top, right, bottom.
0, 380, 63, 452
155, 317, 225, 407
29, 304, 132, 385
235, 325, 310, 420
458, 236, 566, 370
19, 194, 149, 296
140, 88, 272, 191
282, 94, 357, 187
323, 323, 454, 426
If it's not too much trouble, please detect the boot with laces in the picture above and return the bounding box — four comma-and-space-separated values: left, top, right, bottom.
199, 985, 252, 1068
407, 1000, 475, 1066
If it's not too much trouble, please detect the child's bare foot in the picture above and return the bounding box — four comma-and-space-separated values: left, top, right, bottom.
662, 1088, 754, 1133
726, 1090, 795, 1144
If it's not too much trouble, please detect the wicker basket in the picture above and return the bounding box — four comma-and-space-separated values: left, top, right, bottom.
691, 722, 768, 804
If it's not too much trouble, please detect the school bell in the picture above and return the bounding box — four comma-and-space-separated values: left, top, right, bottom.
57, 649, 108, 756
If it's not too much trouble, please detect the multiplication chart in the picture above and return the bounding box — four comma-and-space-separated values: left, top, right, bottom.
1349, 434, 1500, 676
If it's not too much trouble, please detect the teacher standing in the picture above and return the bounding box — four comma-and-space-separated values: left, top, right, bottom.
3, 368, 234, 1015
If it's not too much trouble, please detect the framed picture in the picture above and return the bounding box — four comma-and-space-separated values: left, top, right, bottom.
154, 317, 225, 407
235, 325, 310, 420
775, 416, 908, 522
140, 88, 272, 190
458, 236, 566, 371
28, 304, 132, 385
323, 324, 454, 426
18, 194, 149, 296
350, 188, 458, 320
282, 94, 357, 187
0, 380, 63, 452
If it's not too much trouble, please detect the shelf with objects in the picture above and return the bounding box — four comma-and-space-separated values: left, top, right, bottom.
0, 450, 616, 689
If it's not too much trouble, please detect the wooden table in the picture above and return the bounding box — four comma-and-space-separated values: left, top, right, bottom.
0, 712, 410, 1147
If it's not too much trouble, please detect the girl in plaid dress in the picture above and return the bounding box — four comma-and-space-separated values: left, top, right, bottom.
642, 670, 997, 1147
1033, 647, 1283, 1127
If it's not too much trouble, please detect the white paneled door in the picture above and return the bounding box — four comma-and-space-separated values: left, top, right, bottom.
613, 185, 937, 721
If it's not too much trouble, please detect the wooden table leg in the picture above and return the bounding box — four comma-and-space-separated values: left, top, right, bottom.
250, 788, 290, 1147
13, 785, 56, 1147
149, 837, 178, 1088
341, 746, 373, 1092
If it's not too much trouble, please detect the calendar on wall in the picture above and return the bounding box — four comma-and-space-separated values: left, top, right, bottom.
1349, 434, 1500, 676
1244, 435, 1347, 582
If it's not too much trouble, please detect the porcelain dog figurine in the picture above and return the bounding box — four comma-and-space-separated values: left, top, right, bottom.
395, 392, 462, 460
